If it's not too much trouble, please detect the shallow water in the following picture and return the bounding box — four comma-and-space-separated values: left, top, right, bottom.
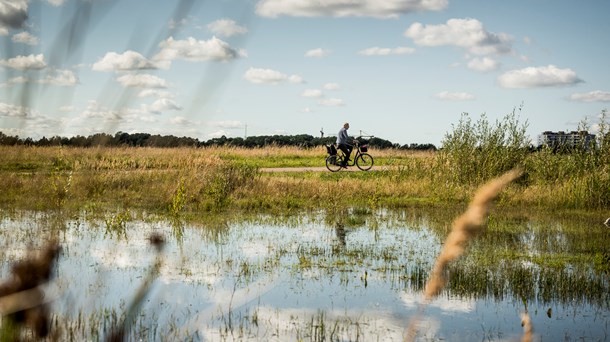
1, 209, 608, 341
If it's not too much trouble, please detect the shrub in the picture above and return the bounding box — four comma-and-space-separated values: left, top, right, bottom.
437, 107, 530, 185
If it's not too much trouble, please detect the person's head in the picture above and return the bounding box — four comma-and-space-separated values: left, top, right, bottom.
343, 122, 349, 129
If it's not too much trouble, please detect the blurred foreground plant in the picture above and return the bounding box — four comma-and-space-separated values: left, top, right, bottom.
0, 242, 61, 340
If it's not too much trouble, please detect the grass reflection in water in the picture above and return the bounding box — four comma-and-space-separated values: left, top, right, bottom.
0, 208, 608, 341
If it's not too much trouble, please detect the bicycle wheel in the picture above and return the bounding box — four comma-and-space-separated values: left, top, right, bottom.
356, 153, 374, 171
326, 155, 343, 172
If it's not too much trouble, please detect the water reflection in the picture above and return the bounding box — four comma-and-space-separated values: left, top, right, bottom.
0, 209, 608, 341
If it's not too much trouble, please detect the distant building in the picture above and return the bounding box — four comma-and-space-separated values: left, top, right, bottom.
537, 130, 596, 149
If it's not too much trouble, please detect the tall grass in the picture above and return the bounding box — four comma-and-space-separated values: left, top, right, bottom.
0, 110, 608, 213
437, 108, 609, 208
437, 107, 530, 185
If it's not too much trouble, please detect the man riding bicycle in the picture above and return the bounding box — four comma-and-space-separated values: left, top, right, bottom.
336, 122, 354, 168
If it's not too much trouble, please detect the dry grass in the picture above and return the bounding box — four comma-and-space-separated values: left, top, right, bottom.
404, 169, 523, 342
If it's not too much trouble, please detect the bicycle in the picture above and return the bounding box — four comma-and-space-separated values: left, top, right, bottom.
325, 138, 374, 172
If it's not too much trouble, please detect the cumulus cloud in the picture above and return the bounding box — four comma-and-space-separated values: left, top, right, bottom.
358, 46, 415, 56
318, 98, 345, 106
116, 74, 168, 88
12, 31, 38, 45
256, 0, 447, 18
207, 19, 247, 37
153, 36, 244, 64
0, 0, 28, 29
435, 91, 475, 101
302, 89, 323, 98
148, 98, 182, 113
305, 48, 330, 58
40, 69, 78, 86
498, 65, 583, 88
169, 116, 192, 125
467, 57, 500, 72
93, 51, 158, 72
567, 90, 610, 102
323, 83, 340, 90
244, 67, 303, 85
138, 89, 173, 98
0, 102, 29, 118
208, 130, 229, 138
81, 101, 137, 122
0, 26, 8, 36
10, 76, 28, 84
0, 54, 46, 70
404, 18, 513, 55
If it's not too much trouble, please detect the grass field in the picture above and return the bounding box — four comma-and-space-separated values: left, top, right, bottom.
0, 144, 607, 217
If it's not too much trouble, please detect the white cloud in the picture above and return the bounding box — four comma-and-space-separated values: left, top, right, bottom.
404, 18, 513, 55
116, 74, 168, 88
244, 67, 303, 85
81, 101, 138, 122
0, 54, 46, 70
45, 0, 67, 6
318, 98, 345, 106
208, 130, 229, 138
0, 102, 29, 118
207, 19, 247, 37
12, 31, 39, 45
256, 0, 448, 18
169, 116, 191, 125
567, 90, 610, 102
0, 26, 8, 36
40, 69, 78, 86
498, 65, 583, 88
358, 46, 415, 56
467, 57, 500, 72
138, 89, 174, 98
148, 98, 182, 113
288, 75, 303, 83
2, 76, 28, 86
305, 48, 330, 58
153, 36, 244, 64
9, 76, 28, 84
168, 18, 188, 30
92, 51, 158, 72
323, 83, 340, 90
302, 89, 323, 98
0, 0, 28, 29
435, 91, 475, 101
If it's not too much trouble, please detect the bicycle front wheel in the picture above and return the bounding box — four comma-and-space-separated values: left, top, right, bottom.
326, 155, 343, 172
356, 153, 374, 171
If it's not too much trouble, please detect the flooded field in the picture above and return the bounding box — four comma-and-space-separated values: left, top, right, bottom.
1, 208, 609, 341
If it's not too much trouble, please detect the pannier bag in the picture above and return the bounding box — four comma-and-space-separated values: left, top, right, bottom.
326, 144, 337, 156
360, 145, 368, 152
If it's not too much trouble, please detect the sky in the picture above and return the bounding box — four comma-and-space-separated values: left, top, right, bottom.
1, 0, 609, 146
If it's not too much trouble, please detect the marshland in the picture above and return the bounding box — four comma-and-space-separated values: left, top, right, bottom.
1, 111, 609, 341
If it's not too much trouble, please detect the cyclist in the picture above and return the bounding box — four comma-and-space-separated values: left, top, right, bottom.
336, 122, 353, 168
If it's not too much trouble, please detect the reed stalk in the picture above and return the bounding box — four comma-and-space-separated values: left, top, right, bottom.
404, 168, 522, 342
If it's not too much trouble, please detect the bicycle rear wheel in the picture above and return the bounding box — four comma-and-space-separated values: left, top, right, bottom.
326, 155, 343, 172
356, 153, 374, 171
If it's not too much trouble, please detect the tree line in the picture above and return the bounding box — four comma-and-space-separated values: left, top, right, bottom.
0, 131, 438, 151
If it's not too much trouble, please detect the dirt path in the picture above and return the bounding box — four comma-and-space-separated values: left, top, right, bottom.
260, 166, 391, 172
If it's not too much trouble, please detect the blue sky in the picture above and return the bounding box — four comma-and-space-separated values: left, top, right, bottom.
1, 0, 609, 146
